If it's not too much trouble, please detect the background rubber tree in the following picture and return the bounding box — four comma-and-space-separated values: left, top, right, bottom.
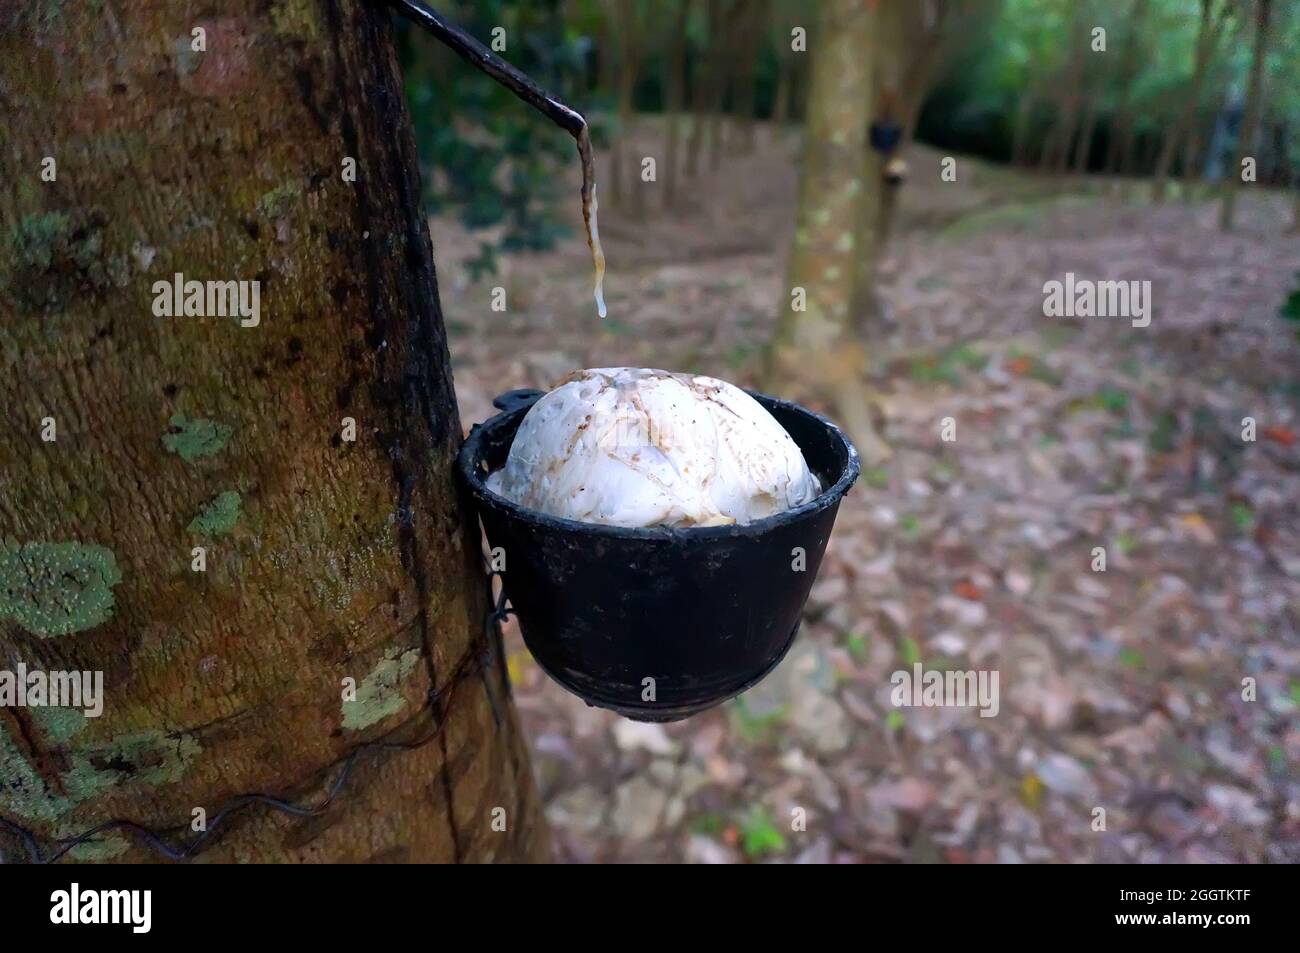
0, 0, 545, 863
1219, 0, 1274, 230
1150, 0, 1233, 202
766, 0, 888, 464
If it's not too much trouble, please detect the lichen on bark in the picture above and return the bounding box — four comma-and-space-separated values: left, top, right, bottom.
162, 414, 233, 462
0, 541, 123, 638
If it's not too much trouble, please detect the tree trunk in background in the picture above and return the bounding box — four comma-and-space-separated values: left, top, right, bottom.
771, 51, 791, 134
1011, 89, 1036, 167
1181, 117, 1206, 199
1220, 0, 1272, 230
0, 0, 544, 864
899, 30, 943, 149
663, 0, 692, 208
1071, 96, 1098, 174
853, 0, 906, 322
610, 0, 643, 211
708, 0, 742, 170
1153, 0, 1228, 202
1105, 0, 1148, 174
1045, 4, 1089, 175
731, 0, 767, 155
767, 0, 886, 464
686, 0, 720, 177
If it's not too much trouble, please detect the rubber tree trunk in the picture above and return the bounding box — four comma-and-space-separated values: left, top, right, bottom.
1152, 0, 1228, 202
663, 0, 692, 208
609, 0, 643, 210
1104, 0, 1148, 174
686, 0, 722, 177
1071, 96, 1098, 174
853, 0, 906, 321
731, 0, 767, 155
708, 0, 743, 171
0, 0, 545, 864
1042, 11, 1087, 175
1011, 89, 1037, 167
771, 51, 792, 134
766, 0, 886, 464
1220, 0, 1273, 230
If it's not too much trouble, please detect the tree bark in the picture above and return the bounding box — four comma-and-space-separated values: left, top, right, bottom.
767, 0, 886, 463
1220, 0, 1273, 230
0, 0, 544, 863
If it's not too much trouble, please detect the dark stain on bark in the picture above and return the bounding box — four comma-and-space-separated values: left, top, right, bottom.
322, 0, 461, 862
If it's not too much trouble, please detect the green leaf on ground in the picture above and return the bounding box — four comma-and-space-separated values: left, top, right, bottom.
1118, 647, 1145, 670
1230, 502, 1254, 533
740, 808, 786, 859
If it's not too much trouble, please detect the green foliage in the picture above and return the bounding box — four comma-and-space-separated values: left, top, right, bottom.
921, 0, 1300, 176
398, 1, 598, 275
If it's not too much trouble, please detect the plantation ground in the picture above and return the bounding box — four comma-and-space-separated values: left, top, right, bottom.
437, 119, 1300, 863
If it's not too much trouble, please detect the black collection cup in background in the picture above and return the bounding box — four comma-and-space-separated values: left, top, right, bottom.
457, 388, 860, 722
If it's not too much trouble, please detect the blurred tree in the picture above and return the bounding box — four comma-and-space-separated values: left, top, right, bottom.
731, 0, 770, 154
686, 0, 723, 177
1040, 0, 1091, 173
767, 0, 888, 463
855, 0, 992, 323
708, 0, 746, 170
1220, 0, 1274, 229
608, 0, 648, 210
1152, 0, 1234, 201
663, 0, 693, 207
1104, 0, 1151, 174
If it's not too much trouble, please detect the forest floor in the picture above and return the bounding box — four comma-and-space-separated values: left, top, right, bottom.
436, 118, 1300, 863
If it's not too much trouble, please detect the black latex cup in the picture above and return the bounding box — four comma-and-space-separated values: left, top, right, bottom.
457, 388, 860, 721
